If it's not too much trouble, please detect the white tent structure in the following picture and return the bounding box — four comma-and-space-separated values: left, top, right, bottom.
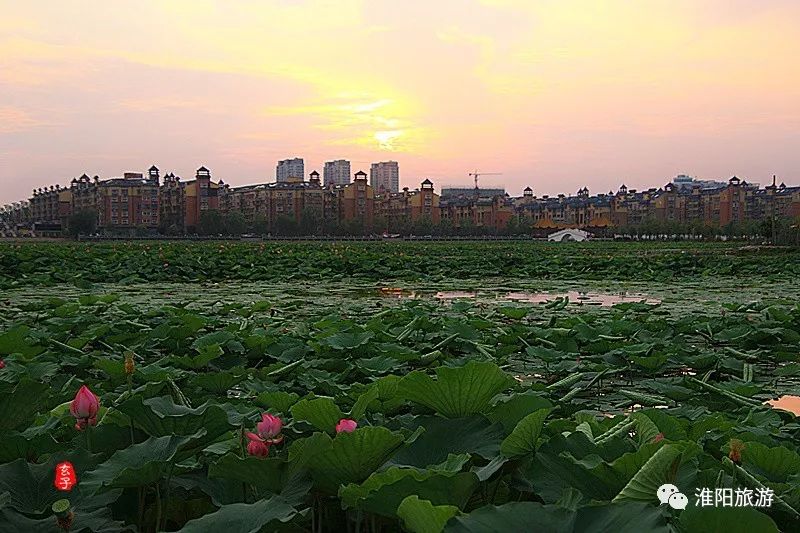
548, 229, 592, 242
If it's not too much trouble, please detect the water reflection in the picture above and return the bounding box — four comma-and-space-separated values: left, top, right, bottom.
379, 289, 659, 307
424, 291, 661, 307
766, 395, 800, 416
504, 291, 659, 306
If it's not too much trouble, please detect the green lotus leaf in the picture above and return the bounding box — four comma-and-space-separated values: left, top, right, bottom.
290, 396, 345, 433
390, 416, 504, 468
0, 451, 119, 515
0, 325, 44, 359
445, 502, 668, 533
324, 331, 374, 350
739, 441, 800, 483
500, 408, 552, 457
612, 444, 683, 503
178, 495, 297, 533
308, 426, 404, 493
256, 391, 300, 414
497, 306, 528, 319
208, 454, 285, 493
82, 434, 196, 492
487, 391, 553, 433
679, 505, 779, 533
349, 386, 379, 420
397, 495, 461, 533
0, 507, 131, 533
0, 379, 51, 432
190, 371, 245, 395
339, 467, 478, 516
113, 396, 240, 459
399, 361, 513, 418
0, 431, 60, 464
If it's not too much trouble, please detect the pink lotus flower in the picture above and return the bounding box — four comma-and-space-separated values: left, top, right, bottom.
653, 432, 665, 443
246, 413, 284, 452
336, 419, 358, 433
69, 385, 100, 431
0, 359, 5, 369
247, 439, 270, 457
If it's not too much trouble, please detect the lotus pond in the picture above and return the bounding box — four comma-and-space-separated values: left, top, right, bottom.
1, 242, 799, 532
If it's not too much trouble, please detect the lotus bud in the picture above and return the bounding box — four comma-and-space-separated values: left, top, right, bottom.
247, 439, 270, 458
336, 419, 358, 434
124, 351, 135, 375
728, 439, 744, 465
0, 358, 5, 369
69, 385, 100, 431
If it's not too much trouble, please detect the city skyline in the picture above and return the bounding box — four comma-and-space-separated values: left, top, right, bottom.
2, 1, 800, 204
9, 163, 797, 240
7, 159, 796, 201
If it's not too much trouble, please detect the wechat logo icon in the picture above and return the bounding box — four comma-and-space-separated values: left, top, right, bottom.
657, 484, 688, 510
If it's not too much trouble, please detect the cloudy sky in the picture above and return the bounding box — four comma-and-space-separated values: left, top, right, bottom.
2, 0, 799, 203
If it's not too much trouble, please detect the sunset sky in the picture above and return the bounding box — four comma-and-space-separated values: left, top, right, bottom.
2, 0, 799, 204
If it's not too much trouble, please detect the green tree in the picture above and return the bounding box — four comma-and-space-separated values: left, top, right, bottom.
67, 209, 98, 237
134, 224, 151, 237
158, 213, 184, 235
159, 222, 183, 236
274, 215, 298, 236
373, 216, 389, 234
412, 216, 434, 236
433, 219, 450, 236
251, 215, 269, 235
299, 208, 322, 236
198, 209, 224, 236
223, 211, 247, 235
343, 218, 364, 236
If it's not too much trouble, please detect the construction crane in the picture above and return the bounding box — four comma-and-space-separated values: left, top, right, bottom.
468, 170, 502, 190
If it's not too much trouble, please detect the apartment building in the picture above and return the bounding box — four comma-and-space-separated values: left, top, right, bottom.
323, 160, 351, 187
374, 179, 441, 230
338, 170, 375, 225
95, 170, 160, 229
276, 158, 304, 183
370, 161, 399, 194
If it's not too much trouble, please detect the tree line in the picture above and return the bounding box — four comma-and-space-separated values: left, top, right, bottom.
66, 208, 800, 244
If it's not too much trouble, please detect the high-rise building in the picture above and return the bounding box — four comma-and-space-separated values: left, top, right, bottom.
323, 159, 351, 187
370, 161, 399, 194
276, 158, 304, 183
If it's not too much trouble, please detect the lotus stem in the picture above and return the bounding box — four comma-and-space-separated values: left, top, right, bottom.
160, 465, 174, 531
154, 482, 161, 532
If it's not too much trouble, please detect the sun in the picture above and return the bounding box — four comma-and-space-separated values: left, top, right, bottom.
374, 130, 402, 151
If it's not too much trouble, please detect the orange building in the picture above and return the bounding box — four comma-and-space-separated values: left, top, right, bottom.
337, 171, 374, 227
653, 183, 687, 224
219, 172, 334, 229
159, 170, 186, 231
183, 166, 221, 231
374, 178, 440, 230
29, 184, 71, 235
95, 170, 160, 229
440, 192, 514, 231
718, 176, 748, 226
